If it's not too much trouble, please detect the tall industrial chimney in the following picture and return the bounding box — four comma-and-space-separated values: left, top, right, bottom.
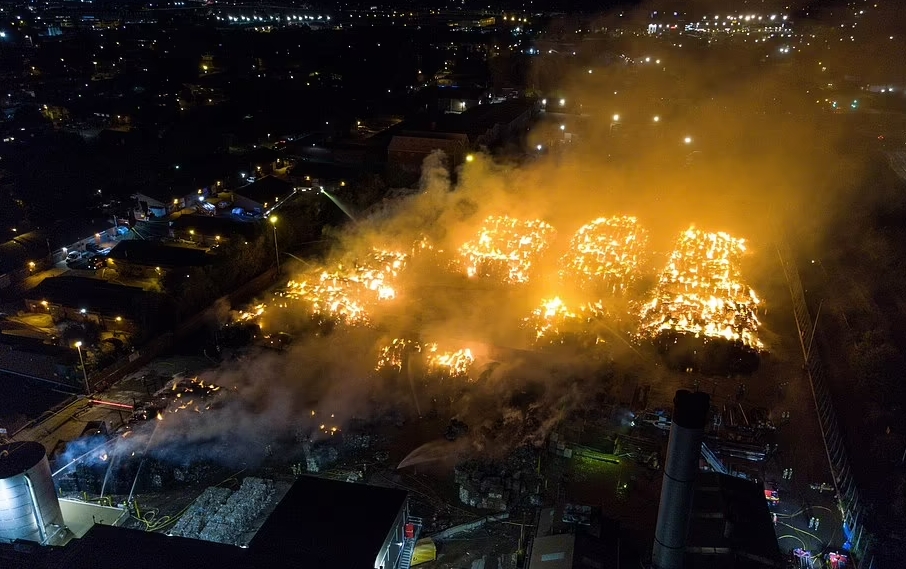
652, 390, 710, 569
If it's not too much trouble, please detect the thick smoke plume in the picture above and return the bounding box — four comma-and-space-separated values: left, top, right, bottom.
75, 0, 889, 472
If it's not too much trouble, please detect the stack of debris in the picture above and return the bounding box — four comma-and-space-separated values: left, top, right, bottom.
562, 504, 593, 525
454, 449, 538, 511
168, 477, 275, 545
445, 419, 469, 441
169, 487, 232, 538
343, 433, 372, 451
302, 441, 339, 473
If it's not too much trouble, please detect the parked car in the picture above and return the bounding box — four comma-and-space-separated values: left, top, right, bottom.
65, 250, 83, 263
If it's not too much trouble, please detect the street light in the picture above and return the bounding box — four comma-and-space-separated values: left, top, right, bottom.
74, 341, 90, 394
269, 216, 280, 275
465, 154, 474, 163
612, 114, 620, 122
683, 136, 693, 144
653, 116, 660, 122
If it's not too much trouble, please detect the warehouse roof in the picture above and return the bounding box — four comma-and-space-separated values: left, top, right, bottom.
107, 240, 212, 268
685, 472, 783, 568
25, 276, 152, 318
49, 524, 268, 569
234, 176, 294, 207
250, 476, 408, 568
169, 215, 261, 239
0, 477, 408, 569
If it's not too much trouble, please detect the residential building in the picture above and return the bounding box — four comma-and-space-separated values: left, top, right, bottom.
388, 132, 470, 175
230, 176, 296, 215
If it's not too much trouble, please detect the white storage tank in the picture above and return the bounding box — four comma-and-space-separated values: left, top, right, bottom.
0, 441, 64, 544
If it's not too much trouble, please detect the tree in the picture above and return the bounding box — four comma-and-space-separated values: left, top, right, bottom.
335, 174, 387, 212
849, 330, 902, 392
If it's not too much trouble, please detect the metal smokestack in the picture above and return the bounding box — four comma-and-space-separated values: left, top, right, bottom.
652, 390, 710, 569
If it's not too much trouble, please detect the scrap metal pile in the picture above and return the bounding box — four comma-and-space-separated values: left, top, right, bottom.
639, 227, 763, 349
169, 477, 275, 546
454, 448, 541, 511
459, 215, 556, 284
560, 216, 648, 294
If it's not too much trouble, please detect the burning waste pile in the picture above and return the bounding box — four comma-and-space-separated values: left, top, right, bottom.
232, 213, 766, 381
524, 216, 646, 346
273, 247, 410, 327
638, 227, 763, 372
560, 216, 648, 295
458, 215, 556, 284
524, 297, 607, 345
376, 338, 476, 380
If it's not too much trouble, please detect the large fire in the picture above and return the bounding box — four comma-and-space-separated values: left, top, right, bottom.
639, 227, 763, 349
426, 343, 475, 379
561, 216, 648, 294
275, 248, 409, 325
459, 215, 555, 284
525, 297, 607, 342
375, 339, 475, 379
236, 216, 766, 377
375, 338, 421, 372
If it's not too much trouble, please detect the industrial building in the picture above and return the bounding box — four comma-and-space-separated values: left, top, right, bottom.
105, 240, 213, 278
652, 391, 782, 569
0, 443, 419, 569
24, 275, 159, 333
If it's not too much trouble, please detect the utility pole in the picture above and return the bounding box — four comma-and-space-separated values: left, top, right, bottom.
74, 341, 90, 394
269, 216, 280, 275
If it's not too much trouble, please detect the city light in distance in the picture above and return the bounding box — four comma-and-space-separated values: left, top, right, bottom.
684, 136, 693, 144
613, 114, 620, 121
653, 116, 660, 122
